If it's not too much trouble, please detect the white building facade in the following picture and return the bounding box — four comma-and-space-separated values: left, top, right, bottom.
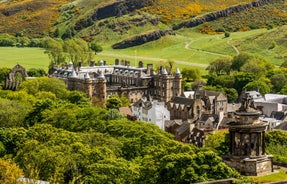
132, 99, 170, 130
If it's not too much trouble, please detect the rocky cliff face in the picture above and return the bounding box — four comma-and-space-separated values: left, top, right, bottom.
74, 0, 153, 32
173, 0, 273, 30
92, 0, 153, 21
112, 29, 175, 49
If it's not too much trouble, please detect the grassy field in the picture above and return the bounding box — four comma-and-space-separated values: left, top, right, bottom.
100, 26, 284, 69
0, 47, 50, 71
0, 25, 286, 75
249, 169, 287, 183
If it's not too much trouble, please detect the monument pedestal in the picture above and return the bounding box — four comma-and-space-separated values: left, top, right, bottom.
224, 155, 273, 176
223, 91, 273, 176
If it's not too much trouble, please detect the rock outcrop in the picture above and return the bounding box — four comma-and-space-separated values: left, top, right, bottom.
112, 29, 175, 49
173, 0, 273, 30
74, 0, 154, 32
92, 0, 153, 21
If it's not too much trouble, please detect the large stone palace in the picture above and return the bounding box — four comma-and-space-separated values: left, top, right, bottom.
50, 59, 182, 103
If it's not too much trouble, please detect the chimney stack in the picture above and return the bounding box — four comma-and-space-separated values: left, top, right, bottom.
90, 60, 95, 67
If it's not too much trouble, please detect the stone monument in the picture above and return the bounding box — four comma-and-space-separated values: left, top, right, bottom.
223, 91, 273, 176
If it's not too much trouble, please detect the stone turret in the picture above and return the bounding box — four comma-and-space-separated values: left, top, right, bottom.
83, 73, 93, 98
94, 71, 106, 100
173, 68, 182, 96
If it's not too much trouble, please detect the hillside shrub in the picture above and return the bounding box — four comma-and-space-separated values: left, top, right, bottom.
224, 32, 230, 37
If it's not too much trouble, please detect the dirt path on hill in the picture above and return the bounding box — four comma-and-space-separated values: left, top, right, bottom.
184, 42, 229, 57
97, 53, 208, 68
227, 39, 240, 55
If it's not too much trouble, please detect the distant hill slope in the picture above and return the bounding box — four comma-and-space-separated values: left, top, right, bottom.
1, 0, 287, 62
173, 0, 273, 30
0, 0, 73, 37
196, 0, 287, 34
0, 0, 259, 40
53, 0, 275, 46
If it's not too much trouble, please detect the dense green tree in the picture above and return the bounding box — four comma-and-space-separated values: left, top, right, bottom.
15, 36, 30, 47
280, 85, 287, 95
67, 90, 90, 106
61, 27, 75, 39
0, 67, 11, 85
240, 57, 274, 79
280, 60, 287, 68
234, 72, 255, 94
0, 118, 241, 184
104, 109, 126, 121
43, 38, 66, 66
34, 91, 57, 100
64, 38, 93, 66
106, 95, 123, 109
244, 81, 270, 95
223, 87, 238, 103
13, 124, 121, 183
38, 104, 108, 132
18, 77, 69, 99
207, 57, 232, 75
25, 99, 55, 127
5, 90, 36, 104
90, 42, 103, 54
181, 68, 201, 82
204, 85, 224, 92
0, 81, 244, 184
265, 130, 287, 163
29, 38, 45, 47
205, 131, 229, 155
231, 53, 252, 71
85, 158, 140, 184
120, 94, 130, 107
0, 34, 16, 46
271, 74, 287, 93
27, 68, 47, 77
206, 74, 235, 88
0, 98, 32, 128
0, 127, 27, 155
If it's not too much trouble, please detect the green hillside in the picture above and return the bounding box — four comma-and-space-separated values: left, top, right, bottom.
97, 26, 286, 69
1, 0, 287, 71
0, 25, 285, 74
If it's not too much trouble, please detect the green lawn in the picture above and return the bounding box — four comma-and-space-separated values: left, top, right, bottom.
249, 169, 287, 183
0, 47, 50, 71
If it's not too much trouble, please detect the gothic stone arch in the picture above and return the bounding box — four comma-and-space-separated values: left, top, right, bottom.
3, 64, 28, 90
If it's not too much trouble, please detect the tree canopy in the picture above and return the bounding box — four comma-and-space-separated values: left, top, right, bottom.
205, 52, 280, 101
0, 76, 241, 183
